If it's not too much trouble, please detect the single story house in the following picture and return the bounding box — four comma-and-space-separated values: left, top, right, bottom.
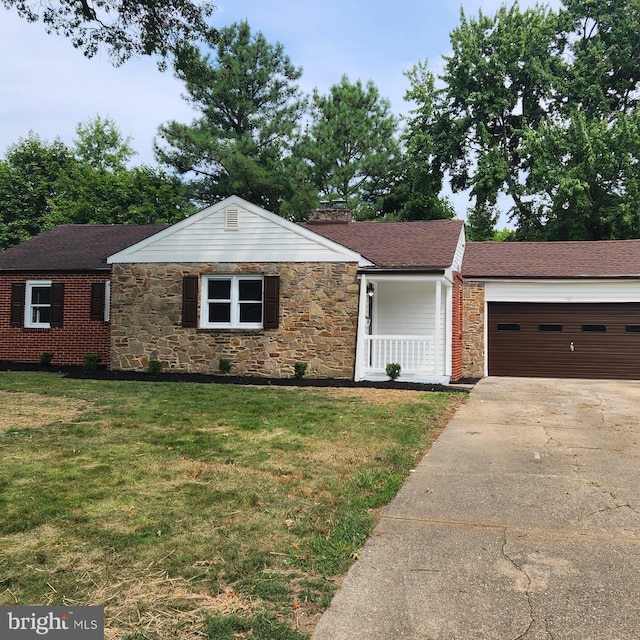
2, 195, 640, 382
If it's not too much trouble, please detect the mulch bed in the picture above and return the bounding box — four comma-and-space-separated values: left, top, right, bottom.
0, 361, 475, 393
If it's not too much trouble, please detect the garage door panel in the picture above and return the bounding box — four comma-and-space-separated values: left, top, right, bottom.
488, 302, 640, 379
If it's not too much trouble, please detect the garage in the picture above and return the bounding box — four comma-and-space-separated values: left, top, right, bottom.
462, 239, 640, 381
488, 302, 640, 379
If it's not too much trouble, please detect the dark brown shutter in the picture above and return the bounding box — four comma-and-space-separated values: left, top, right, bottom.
10, 283, 25, 327
263, 275, 279, 329
182, 275, 199, 328
50, 283, 64, 327
90, 282, 106, 320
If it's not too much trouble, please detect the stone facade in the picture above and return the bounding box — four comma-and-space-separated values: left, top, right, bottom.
110, 261, 360, 379
462, 281, 485, 379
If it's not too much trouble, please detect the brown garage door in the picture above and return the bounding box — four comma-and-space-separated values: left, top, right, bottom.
488, 302, 640, 379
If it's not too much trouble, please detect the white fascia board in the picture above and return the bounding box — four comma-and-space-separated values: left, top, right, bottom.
107, 195, 365, 265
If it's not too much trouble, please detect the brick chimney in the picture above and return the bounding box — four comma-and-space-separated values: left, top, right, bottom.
308, 200, 353, 224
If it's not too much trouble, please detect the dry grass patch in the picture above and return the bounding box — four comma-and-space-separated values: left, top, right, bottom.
315, 386, 431, 406
91, 567, 256, 640
0, 390, 88, 432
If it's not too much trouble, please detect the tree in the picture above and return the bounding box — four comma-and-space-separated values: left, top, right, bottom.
295, 75, 401, 218
561, 0, 640, 118
523, 111, 640, 240
397, 61, 456, 221
516, 0, 640, 239
0, 135, 76, 250
423, 4, 561, 236
46, 161, 194, 226
409, 0, 640, 240
47, 117, 194, 225
2, 0, 217, 66
0, 119, 193, 248
74, 115, 135, 171
155, 21, 305, 213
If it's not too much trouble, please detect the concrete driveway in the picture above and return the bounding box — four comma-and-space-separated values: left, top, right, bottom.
312, 377, 640, 640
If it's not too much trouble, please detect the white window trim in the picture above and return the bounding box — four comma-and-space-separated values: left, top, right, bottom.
200, 275, 264, 329
25, 280, 52, 329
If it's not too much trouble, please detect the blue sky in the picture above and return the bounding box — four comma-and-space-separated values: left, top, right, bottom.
0, 0, 560, 220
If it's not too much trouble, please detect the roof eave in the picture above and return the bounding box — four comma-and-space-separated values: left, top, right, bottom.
0, 267, 111, 273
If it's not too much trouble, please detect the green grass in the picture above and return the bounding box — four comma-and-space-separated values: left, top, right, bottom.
0, 372, 463, 639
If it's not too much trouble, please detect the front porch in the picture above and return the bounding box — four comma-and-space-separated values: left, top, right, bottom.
354, 275, 454, 384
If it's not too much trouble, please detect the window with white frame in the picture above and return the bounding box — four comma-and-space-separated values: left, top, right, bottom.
200, 275, 264, 328
25, 280, 52, 328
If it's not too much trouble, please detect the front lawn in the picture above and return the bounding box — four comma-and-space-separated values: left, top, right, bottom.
0, 372, 463, 639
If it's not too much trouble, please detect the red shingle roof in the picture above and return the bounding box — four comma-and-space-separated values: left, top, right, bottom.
0, 224, 169, 271
305, 219, 464, 270
463, 240, 640, 278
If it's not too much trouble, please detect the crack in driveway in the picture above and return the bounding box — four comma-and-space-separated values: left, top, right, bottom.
501, 530, 555, 640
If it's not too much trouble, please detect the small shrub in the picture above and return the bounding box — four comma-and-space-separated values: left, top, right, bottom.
385, 362, 401, 380
83, 353, 101, 371
293, 361, 308, 379
218, 357, 232, 374
39, 352, 53, 367
147, 359, 163, 375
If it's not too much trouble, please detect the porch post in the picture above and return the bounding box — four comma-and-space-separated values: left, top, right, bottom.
354, 275, 369, 381
434, 280, 442, 377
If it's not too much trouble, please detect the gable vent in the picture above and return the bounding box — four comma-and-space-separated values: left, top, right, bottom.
225, 207, 240, 230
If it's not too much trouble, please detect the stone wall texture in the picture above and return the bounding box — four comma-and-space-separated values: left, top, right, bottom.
462, 281, 485, 379
110, 261, 361, 379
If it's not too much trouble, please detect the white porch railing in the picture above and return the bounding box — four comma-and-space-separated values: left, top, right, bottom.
362, 335, 436, 376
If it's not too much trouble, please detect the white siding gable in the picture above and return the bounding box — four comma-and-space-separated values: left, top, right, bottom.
108, 195, 366, 265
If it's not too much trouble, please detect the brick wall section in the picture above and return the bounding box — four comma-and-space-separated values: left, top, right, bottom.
462, 281, 485, 379
110, 261, 361, 379
0, 272, 110, 366
450, 271, 464, 382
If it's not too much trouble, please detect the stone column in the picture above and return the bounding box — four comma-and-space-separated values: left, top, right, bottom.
462, 281, 485, 379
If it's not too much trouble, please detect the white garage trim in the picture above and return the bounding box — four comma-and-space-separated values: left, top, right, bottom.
484, 279, 640, 303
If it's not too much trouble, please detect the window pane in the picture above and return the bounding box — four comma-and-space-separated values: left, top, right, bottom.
239, 302, 262, 323
208, 279, 231, 300
538, 324, 563, 332
31, 286, 51, 305
581, 324, 606, 332
209, 302, 230, 323
497, 323, 520, 331
239, 279, 262, 301
32, 307, 51, 324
